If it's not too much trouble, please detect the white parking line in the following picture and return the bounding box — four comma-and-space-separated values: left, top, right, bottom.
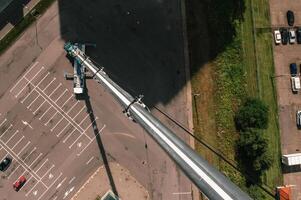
72, 106, 86, 120
61, 95, 73, 108
35, 158, 48, 173
10, 62, 38, 93
23, 147, 36, 161
78, 113, 91, 125
0, 118, 7, 127
56, 177, 67, 189
8, 165, 21, 179
27, 95, 41, 109
5, 130, 19, 144
18, 141, 31, 156
82, 117, 98, 133
11, 136, 24, 149
49, 83, 62, 97
67, 101, 79, 114
15, 66, 44, 98
43, 78, 56, 92
40, 164, 54, 180
21, 175, 33, 188
29, 153, 43, 167
22, 72, 50, 104
86, 156, 94, 165
56, 123, 71, 137
0, 153, 8, 162
51, 118, 64, 132
68, 176, 76, 184
37, 172, 63, 200
62, 129, 76, 143
33, 101, 46, 114
55, 89, 68, 103
0, 124, 13, 138
39, 106, 53, 120
45, 112, 58, 126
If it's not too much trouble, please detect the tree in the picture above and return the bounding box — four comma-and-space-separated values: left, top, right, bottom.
235, 98, 269, 130
247, 185, 266, 200
237, 128, 273, 176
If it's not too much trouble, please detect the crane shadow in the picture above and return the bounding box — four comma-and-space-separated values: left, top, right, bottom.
76, 87, 119, 197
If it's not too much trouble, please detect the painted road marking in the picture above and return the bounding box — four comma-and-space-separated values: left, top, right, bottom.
18, 141, 31, 156
78, 112, 91, 125
56, 123, 71, 137
0, 124, 13, 138
10, 62, 39, 93
22, 120, 33, 129
37, 172, 63, 200
33, 101, 46, 114
45, 112, 58, 126
49, 83, 62, 97
86, 156, 94, 165
0, 118, 7, 127
11, 136, 24, 149
27, 94, 41, 109
68, 176, 76, 184
5, 130, 19, 144
62, 129, 76, 143
8, 165, 22, 179
29, 153, 43, 167
72, 105, 85, 120
40, 164, 54, 179
56, 177, 67, 189
61, 95, 73, 108
35, 158, 48, 173
63, 186, 74, 199
67, 101, 79, 114
51, 117, 64, 132
23, 147, 36, 161
43, 78, 56, 92
39, 106, 53, 120
55, 89, 68, 103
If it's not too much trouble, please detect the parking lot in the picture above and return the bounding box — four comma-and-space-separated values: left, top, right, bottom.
9, 61, 106, 156
270, 0, 301, 199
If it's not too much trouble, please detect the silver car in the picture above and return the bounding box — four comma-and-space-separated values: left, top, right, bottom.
289, 29, 296, 44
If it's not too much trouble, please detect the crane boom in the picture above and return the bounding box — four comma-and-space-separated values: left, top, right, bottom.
64, 42, 252, 200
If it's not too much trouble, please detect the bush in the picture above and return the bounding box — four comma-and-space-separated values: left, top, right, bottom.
247, 185, 266, 200
237, 128, 272, 179
235, 98, 269, 130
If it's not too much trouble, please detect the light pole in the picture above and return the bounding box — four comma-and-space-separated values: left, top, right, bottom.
193, 93, 200, 125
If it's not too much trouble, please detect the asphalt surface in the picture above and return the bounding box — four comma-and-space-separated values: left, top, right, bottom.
0, 1, 193, 200
270, 0, 301, 199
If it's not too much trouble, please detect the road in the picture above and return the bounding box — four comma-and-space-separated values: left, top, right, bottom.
0, 1, 193, 200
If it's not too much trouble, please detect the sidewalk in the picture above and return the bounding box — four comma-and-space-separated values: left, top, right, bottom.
71, 162, 149, 200
0, 0, 41, 40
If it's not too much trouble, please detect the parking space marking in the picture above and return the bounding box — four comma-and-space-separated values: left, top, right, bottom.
9, 62, 39, 93
55, 89, 68, 103
18, 141, 31, 156
23, 147, 36, 161
61, 95, 73, 108
49, 83, 62, 97
33, 101, 46, 114
72, 106, 86, 120
5, 130, 19, 144
35, 158, 48, 173
25, 180, 40, 196
37, 172, 63, 200
86, 156, 94, 165
39, 106, 53, 120
0, 124, 13, 138
68, 176, 76, 184
8, 165, 21, 179
0, 118, 7, 127
43, 77, 56, 92
56, 177, 67, 189
27, 95, 41, 109
40, 164, 55, 179
15, 66, 44, 98
11, 136, 24, 149
45, 112, 58, 126
29, 153, 43, 167
57, 123, 71, 137
0, 153, 8, 162
67, 101, 79, 114
62, 129, 76, 143
51, 118, 64, 132
78, 113, 91, 125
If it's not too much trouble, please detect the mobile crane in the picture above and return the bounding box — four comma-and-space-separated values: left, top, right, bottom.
64, 42, 252, 200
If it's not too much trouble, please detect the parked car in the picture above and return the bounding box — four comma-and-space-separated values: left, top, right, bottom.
297, 110, 301, 129
274, 29, 281, 44
290, 63, 298, 76
0, 157, 11, 171
287, 10, 295, 26
297, 28, 301, 44
13, 176, 26, 191
280, 28, 289, 45
289, 29, 296, 44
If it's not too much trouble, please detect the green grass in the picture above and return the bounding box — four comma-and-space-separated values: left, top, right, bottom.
0, 0, 57, 55
188, 0, 282, 198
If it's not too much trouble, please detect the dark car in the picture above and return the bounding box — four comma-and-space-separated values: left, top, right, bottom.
0, 157, 11, 171
287, 10, 295, 26
290, 63, 298, 76
297, 28, 301, 44
280, 28, 289, 44
13, 176, 26, 191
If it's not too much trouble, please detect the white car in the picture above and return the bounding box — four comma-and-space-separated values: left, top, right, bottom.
289, 29, 296, 44
274, 30, 281, 44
